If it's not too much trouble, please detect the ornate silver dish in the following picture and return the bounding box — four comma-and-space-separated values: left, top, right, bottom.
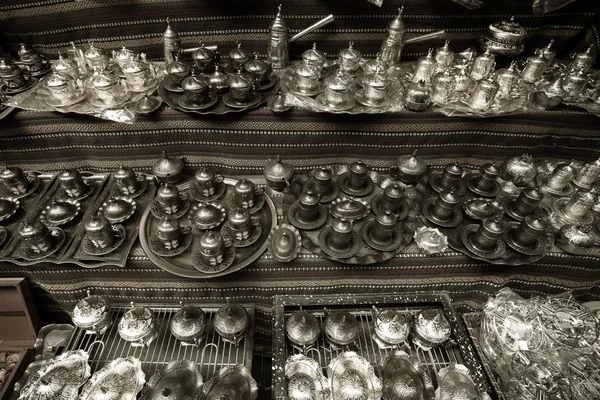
285, 310, 321, 350
413, 226, 448, 255
118, 302, 158, 347
324, 310, 360, 347
329, 197, 370, 221
285, 354, 330, 400
18, 350, 90, 400
33, 324, 75, 360
170, 303, 207, 346
140, 360, 203, 400
40, 198, 81, 226
0, 197, 19, 222
379, 350, 434, 400
197, 364, 258, 400
411, 309, 452, 350
267, 223, 302, 263
463, 197, 503, 221
79, 356, 146, 400
214, 302, 250, 347
328, 351, 382, 400
72, 290, 112, 336
372, 306, 409, 348
189, 201, 226, 230
435, 363, 491, 400
98, 196, 137, 224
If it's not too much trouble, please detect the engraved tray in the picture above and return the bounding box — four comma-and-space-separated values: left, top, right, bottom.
158, 80, 278, 115
68, 173, 157, 268
272, 292, 495, 400
139, 177, 277, 278
0, 171, 56, 258
5, 171, 109, 265
284, 170, 416, 265
64, 303, 254, 381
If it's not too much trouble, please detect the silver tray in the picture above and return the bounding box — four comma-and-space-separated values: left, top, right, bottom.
159, 80, 278, 115
139, 177, 277, 279
272, 292, 494, 400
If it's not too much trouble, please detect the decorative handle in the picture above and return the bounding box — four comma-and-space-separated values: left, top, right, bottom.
289, 15, 335, 43
404, 30, 446, 45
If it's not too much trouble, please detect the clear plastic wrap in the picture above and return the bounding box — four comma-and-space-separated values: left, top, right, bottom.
452, 0, 484, 9
533, 0, 578, 13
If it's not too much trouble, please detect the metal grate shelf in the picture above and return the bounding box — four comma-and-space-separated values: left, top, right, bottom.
64, 304, 255, 380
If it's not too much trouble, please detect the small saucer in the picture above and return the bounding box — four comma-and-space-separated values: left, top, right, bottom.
221, 221, 262, 248
360, 218, 403, 252
460, 224, 506, 259
0, 197, 19, 222
465, 173, 500, 197
502, 222, 547, 256
90, 92, 131, 108
149, 227, 193, 257
338, 172, 374, 197
370, 194, 409, 221
258, 75, 276, 91
223, 93, 261, 109
188, 181, 226, 203
428, 171, 466, 196
537, 173, 575, 197
19, 227, 66, 261
302, 179, 340, 203
128, 79, 157, 93
288, 81, 324, 97
1, 78, 37, 95
502, 196, 542, 221
464, 197, 503, 220
329, 197, 370, 221
45, 92, 87, 108
81, 225, 126, 256
0, 226, 6, 248
150, 194, 190, 219
55, 181, 95, 202
6, 174, 40, 199
317, 226, 360, 259
228, 191, 266, 215
422, 197, 463, 228
114, 173, 148, 199
316, 93, 355, 112
178, 94, 218, 110
40, 198, 80, 226
163, 79, 185, 93
354, 89, 391, 108
189, 202, 227, 230
192, 244, 236, 274
98, 196, 137, 224
286, 202, 328, 230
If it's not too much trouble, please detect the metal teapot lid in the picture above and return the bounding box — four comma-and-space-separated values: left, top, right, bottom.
53, 52, 78, 72
156, 182, 180, 204
114, 165, 137, 181
170, 302, 207, 341
228, 42, 251, 64
214, 303, 249, 338
192, 44, 215, 62
166, 54, 191, 75
84, 42, 107, 61
324, 310, 359, 345
286, 310, 321, 346
85, 214, 111, 235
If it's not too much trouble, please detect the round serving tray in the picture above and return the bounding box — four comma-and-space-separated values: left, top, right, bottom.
139, 177, 277, 278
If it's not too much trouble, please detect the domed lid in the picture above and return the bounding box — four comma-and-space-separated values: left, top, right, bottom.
228, 42, 251, 63
166, 54, 191, 75
92, 70, 119, 89
0, 57, 19, 73
270, 4, 287, 32
364, 70, 388, 88
114, 165, 136, 181
324, 310, 359, 345
171, 302, 207, 340
181, 72, 209, 91
84, 43, 107, 61
119, 302, 155, 340
264, 155, 294, 183
53, 52, 78, 72
414, 309, 451, 343
245, 53, 269, 75
0, 166, 26, 182
481, 163, 502, 178
387, 6, 405, 32
163, 18, 179, 40
199, 231, 226, 255
501, 61, 520, 78
295, 62, 319, 79
0, 197, 18, 219
439, 189, 460, 205
122, 58, 147, 74
504, 154, 536, 184
18, 43, 36, 58
436, 40, 452, 57
46, 73, 71, 88
20, 220, 48, 240
406, 80, 432, 100
235, 178, 255, 195
302, 42, 326, 64
193, 202, 225, 228
523, 215, 546, 233
156, 215, 180, 239
477, 48, 495, 62
85, 214, 111, 235
374, 309, 409, 343
286, 310, 321, 346
229, 207, 251, 226
73, 290, 109, 327
396, 150, 428, 177
214, 303, 249, 337
229, 69, 253, 90
314, 167, 332, 182
153, 151, 184, 180
559, 224, 595, 247
58, 169, 82, 184
332, 217, 352, 234
481, 217, 505, 235
156, 183, 180, 203
268, 89, 289, 113
521, 186, 543, 202
113, 46, 134, 63
103, 197, 135, 221
298, 190, 320, 207
489, 16, 526, 40
269, 223, 301, 262
208, 62, 229, 88
444, 163, 463, 178
338, 42, 361, 62
325, 69, 350, 91
350, 161, 369, 175
552, 162, 576, 178
383, 183, 404, 202
46, 199, 80, 224
376, 210, 397, 228
192, 44, 215, 62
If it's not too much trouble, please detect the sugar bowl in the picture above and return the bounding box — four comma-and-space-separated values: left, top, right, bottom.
118, 302, 158, 347
372, 306, 409, 348
323, 309, 360, 347
214, 302, 250, 346
72, 290, 112, 335
170, 302, 207, 346
480, 16, 526, 57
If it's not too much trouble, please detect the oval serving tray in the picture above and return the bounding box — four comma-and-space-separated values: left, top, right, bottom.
139, 177, 277, 278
